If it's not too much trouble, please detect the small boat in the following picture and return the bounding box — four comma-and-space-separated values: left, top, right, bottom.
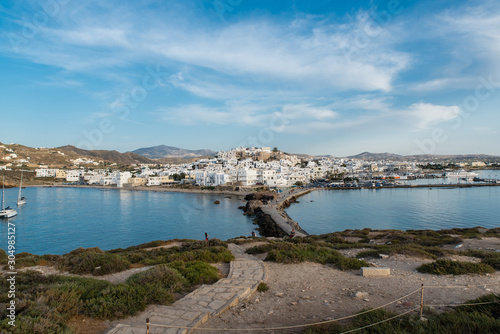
1, 176, 18, 219
17, 171, 26, 206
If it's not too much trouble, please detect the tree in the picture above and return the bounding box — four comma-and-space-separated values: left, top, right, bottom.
294, 181, 304, 187
272, 147, 279, 152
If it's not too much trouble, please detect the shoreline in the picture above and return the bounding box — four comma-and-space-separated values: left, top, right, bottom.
27, 183, 500, 239
25, 184, 252, 197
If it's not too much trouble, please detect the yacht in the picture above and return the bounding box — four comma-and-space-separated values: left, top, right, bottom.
444, 170, 479, 179
17, 171, 27, 206
1, 176, 18, 219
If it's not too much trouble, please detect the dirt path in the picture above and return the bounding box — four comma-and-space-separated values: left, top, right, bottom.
195, 241, 500, 334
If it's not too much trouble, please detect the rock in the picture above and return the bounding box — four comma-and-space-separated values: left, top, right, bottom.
354, 291, 369, 299
363, 298, 370, 302
213, 200, 220, 204
379, 254, 389, 259
291, 302, 298, 306
274, 292, 284, 298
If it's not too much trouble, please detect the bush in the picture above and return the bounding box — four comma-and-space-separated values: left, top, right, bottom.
83, 283, 150, 319
417, 260, 495, 275
57, 248, 130, 275
167, 261, 219, 285
263, 242, 368, 270
127, 264, 187, 292
257, 282, 269, 292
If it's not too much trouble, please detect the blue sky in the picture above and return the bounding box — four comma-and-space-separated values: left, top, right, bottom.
1, 0, 500, 156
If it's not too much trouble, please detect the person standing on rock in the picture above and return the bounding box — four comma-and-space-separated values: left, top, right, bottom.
289, 228, 295, 238
205, 232, 209, 241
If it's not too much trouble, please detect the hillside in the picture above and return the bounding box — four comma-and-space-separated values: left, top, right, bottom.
58, 145, 156, 165
0, 143, 83, 167
347, 152, 402, 160
131, 145, 215, 159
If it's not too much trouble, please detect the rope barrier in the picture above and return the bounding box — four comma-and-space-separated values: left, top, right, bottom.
339, 307, 420, 334
422, 282, 500, 288
148, 288, 422, 332
145, 283, 499, 332
425, 301, 499, 308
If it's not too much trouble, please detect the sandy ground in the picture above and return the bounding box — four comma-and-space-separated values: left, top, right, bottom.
194, 238, 500, 334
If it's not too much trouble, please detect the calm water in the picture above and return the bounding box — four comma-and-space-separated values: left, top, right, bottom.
0, 187, 254, 255
286, 186, 500, 235
2, 170, 499, 255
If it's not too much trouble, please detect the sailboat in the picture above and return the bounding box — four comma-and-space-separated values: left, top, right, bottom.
17, 171, 26, 206
0, 176, 18, 219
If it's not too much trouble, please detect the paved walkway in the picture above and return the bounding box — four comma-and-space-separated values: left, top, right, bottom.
261, 188, 318, 238
261, 205, 307, 238
107, 244, 266, 334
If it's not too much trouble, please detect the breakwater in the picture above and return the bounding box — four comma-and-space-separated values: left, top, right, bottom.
241, 189, 316, 237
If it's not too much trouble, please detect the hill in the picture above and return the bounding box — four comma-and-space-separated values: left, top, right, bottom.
347, 152, 403, 160
58, 145, 156, 165
130, 145, 216, 159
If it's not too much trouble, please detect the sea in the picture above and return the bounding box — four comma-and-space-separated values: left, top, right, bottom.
1, 170, 499, 255
286, 170, 500, 235
0, 188, 254, 255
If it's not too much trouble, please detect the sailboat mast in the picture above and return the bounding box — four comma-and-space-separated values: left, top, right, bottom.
1, 176, 4, 210
18, 171, 23, 201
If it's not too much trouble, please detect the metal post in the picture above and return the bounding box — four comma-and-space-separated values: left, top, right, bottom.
420, 284, 424, 320
146, 318, 150, 334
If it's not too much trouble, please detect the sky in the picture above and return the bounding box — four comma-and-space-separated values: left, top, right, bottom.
1, 0, 500, 156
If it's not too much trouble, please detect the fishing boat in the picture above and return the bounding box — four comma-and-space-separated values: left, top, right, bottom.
17, 171, 27, 206
0, 176, 18, 218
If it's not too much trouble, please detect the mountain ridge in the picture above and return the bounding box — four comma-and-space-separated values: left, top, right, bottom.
130, 145, 216, 159
57, 145, 156, 165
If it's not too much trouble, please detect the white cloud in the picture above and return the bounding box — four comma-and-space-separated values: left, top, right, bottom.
406, 103, 461, 129
2, 4, 410, 92
410, 77, 476, 92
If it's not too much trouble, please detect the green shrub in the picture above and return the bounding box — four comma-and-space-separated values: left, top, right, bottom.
483, 257, 500, 270
167, 261, 219, 285
127, 264, 187, 292
83, 283, 149, 319
417, 260, 495, 275
463, 250, 500, 270
263, 242, 368, 270
257, 282, 269, 292
355, 250, 382, 259
57, 247, 130, 275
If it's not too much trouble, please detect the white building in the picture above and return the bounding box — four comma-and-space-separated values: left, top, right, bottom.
36, 168, 58, 177
237, 168, 258, 186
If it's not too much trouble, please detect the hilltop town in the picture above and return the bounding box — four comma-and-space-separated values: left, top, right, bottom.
1, 143, 499, 188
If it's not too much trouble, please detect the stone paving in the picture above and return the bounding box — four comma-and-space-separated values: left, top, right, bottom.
107, 244, 266, 334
